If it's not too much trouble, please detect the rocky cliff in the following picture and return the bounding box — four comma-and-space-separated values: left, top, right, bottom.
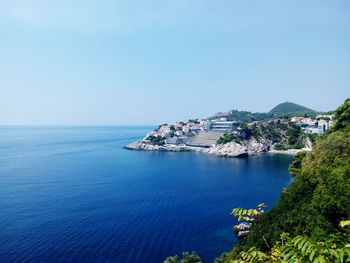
204, 138, 271, 157
125, 137, 276, 157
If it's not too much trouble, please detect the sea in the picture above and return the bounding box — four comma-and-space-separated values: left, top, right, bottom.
0, 126, 293, 263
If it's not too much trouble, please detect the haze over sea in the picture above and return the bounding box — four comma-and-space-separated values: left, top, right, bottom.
0, 126, 292, 263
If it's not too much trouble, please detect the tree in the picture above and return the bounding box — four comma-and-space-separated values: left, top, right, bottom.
332, 98, 350, 131
163, 252, 202, 263
288, 151, 306, 176
217, 133, 238, 144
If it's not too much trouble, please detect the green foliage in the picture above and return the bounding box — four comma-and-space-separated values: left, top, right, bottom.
229, 231, 350, 263
332, 98, 350, 131
340, 221, 350, 228
225, 99, 350, 257
286, 125, 300, 145
215, 118, 307, 149
232, 204, 266, 222
166, 99, 350, 263
209, 102, 317, 123
147, 135, 165, 145
264, 126, 282, 143
274, 144, 287, 150
307, 133, 319, 144
163, 252, 202, 263
286, 124, 305, 149
232, 204, 271, 249
288, 151, 306, 176
217, 133, 239, 144
240, 131, 350, 250
239, 123, 253, 140
269, 102, 316, 116
210, 110, 274, 123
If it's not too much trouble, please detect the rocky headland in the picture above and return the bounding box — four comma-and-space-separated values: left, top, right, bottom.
124, 103, 329, 158
125, 129, 311, 158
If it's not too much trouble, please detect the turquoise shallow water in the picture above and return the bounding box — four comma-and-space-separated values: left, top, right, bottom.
0, 126, 293, 263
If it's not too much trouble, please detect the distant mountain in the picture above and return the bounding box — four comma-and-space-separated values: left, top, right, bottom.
269, 102, 316, 116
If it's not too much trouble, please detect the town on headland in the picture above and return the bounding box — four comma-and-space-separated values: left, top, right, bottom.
125, 102, 334, 157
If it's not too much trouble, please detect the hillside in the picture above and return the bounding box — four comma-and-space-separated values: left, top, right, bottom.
216, 98, 350, 262
269, 102, 316, 116
209, 110, 274, 122
212, 119, 309, 155
208, 102, 316, 123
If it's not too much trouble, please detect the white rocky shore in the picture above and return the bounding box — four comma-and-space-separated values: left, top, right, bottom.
125, 140, 191, 152
268, 148, 309, 155
203, 138, 270, 157
124, 138, 308, 157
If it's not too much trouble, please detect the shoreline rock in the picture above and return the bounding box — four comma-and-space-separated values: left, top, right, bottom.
203, 138, 270, 157
233, 222, 252, 238
268, 147, 312, 155
125, 138, 309, 158
233, 222, 252, 232
124, 141, 191, 152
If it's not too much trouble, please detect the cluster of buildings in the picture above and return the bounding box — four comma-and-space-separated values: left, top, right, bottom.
290, 115, 333, 134
143, 117, 239, 146
143, 112, 334, 147
144, 120, 205, 145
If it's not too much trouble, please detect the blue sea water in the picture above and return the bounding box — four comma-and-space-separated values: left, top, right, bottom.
0, 126, 293, 263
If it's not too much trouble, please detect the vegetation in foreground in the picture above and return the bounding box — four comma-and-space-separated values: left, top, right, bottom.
163, 252, 202, 263
163, 99, 350, 263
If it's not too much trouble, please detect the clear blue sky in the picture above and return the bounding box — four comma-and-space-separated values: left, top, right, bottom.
1, 0, 349, 125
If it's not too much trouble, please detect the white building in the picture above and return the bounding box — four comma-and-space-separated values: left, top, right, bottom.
319, 123, 330, 133
207, 120, 239, 132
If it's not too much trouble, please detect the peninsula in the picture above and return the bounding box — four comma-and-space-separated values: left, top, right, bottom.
125, 102, 333, 157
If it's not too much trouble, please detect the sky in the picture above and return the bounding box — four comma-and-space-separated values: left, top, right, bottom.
0, 0, 350, 125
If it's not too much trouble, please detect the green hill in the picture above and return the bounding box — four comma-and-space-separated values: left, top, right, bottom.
269, 102, 316, 116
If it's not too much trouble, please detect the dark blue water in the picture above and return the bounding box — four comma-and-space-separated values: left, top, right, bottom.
0, 126, 293, 263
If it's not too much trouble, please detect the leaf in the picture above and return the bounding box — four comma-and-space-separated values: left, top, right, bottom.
313, 255, 325, 263
339, 220, 350, 228
344, 247, 350, 257
297, 239, 306, 250
309, 250, 316, 262
337, 249, 344, 263
293, 236, 304, 248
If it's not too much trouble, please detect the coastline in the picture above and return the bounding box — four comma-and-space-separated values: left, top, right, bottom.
125, 140, 311, 157
268, 148, 311, 155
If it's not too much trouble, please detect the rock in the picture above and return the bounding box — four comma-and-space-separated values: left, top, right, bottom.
237, 230, 250, 238
124, 141, 161, 151
124, 141, 191, 152
205, 138, 270, 157
233, 222, 252, 238
233, 222, 252, 232
233, 223, 252, 237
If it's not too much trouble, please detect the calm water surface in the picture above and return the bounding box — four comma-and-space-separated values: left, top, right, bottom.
0, 126, 293, 263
